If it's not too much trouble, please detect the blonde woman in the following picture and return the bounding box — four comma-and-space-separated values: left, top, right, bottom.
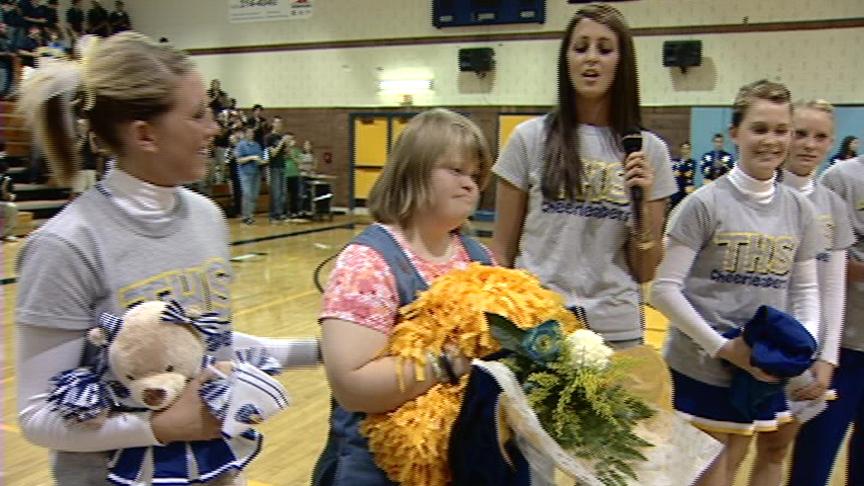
15, 32, 319, 485
651, 80, 822, 486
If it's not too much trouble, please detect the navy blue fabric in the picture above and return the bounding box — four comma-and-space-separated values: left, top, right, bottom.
671, 369, 789, 426
450, 354, 531, 486
721, 305, 816, 421
312, 224, 492, 486
107, 433, 260, 485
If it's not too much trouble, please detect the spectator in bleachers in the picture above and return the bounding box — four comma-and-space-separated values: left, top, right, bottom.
299, 139, 315, 173
64, 0, 84, 40
2, 0, 26, 51
282, 132, 303, 217
86, 0, 109, 37
46, 0, 58, 24
0, 21, 14, 98
20, 0, 47, 34
207, 78, 226, 115
39, 26, 66, 57
44, 0, 58, 30
249, 103, 268, 146
0, 141, 18, 240
17, 25, 42, 67
264, 116, 289, 223
234, 124, 265, 224
225, 126, 243, 217
108, 0, 129, 33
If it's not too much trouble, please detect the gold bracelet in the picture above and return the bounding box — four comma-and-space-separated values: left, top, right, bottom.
631, 229, 656, 251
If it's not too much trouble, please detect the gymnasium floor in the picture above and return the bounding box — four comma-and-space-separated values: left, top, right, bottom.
0, 215, 848, 485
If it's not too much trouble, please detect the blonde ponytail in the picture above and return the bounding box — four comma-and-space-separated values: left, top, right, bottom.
16, 60, 85, 185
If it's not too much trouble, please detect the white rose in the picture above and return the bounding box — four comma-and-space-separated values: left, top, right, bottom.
566, 329, 613, 370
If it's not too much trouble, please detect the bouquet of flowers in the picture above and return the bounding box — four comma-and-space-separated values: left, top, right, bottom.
361, 263, 722, 486
487, 313, 654, 485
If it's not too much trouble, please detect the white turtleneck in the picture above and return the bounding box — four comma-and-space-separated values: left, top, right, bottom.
102, 168, 178, 224
727, 165, 776, 204
781, 168, 815, 197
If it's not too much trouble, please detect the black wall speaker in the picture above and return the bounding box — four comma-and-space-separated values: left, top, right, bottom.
458, 48, 495, 72
663, 40, 702, 69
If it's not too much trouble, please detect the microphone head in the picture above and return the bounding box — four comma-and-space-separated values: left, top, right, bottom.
621, 128, 643, 155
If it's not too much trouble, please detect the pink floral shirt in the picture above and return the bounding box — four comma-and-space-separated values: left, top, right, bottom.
320, 224, 491, 334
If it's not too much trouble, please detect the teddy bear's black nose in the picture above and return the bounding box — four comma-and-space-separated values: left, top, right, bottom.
143, 388, 167, 407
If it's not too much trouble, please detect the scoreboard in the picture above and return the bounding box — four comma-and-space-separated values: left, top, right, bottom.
432, 0, 545, 28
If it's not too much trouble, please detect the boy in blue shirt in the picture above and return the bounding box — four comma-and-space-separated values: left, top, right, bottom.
234, 126, 265, 224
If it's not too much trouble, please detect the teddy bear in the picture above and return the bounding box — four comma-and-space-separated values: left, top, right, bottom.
48, 300, 290, 486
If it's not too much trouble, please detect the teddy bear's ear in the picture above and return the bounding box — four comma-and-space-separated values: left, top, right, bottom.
88, 327, 109, 347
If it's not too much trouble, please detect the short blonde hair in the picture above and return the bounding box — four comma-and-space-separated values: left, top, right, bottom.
731, 79, 791, 128
793, 99, 835, 134
367, 108, 492, 227
17, 32, 193, 183
794, 98, 835, 115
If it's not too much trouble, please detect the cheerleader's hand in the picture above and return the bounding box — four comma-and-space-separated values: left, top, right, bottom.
790, 360, 833, 401
151, 369, 223, 444
622, 151, 654, 196
717, 336, 779, 383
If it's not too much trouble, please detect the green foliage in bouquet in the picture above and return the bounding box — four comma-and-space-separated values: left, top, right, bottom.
486, 313, 655, 486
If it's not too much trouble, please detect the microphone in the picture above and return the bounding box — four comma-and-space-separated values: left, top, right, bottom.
621, 128, 644, 230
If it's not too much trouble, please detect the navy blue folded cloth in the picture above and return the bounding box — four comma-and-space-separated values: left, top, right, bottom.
450, 350, 531, 486
722, 305, 817, 421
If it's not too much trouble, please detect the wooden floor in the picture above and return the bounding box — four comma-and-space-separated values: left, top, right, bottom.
0, 215, 849, 485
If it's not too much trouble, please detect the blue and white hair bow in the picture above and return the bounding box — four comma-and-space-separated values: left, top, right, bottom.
161, 300, 231, 351
96, 312, 124, 346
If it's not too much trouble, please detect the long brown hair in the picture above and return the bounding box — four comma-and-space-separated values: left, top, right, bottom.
542, 3, 641, 201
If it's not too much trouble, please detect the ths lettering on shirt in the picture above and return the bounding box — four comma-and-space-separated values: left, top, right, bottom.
118, 257, 232, 315
714, 232, 797, 276
579, 160, 629, 206
539, 159, 632, 221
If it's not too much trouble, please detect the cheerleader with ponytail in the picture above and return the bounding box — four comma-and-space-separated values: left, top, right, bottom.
14, 32, 319, 485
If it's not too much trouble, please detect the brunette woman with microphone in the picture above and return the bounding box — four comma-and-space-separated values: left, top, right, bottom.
491, 2, 676, 350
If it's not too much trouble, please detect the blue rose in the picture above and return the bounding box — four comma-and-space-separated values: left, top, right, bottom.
521, 320, 562, 363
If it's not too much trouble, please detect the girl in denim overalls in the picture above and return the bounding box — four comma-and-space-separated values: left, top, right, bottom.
313, 108, 494, 485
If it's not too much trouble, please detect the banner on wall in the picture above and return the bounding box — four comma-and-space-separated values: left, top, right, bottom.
228, 0, 313, 23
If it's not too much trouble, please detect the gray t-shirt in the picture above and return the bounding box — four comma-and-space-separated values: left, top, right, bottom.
663, 177, 822, 386
820, 157, 864, 352
494, 117, 677, 342
16, 185, 234, 482
804, 183, 857, 256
